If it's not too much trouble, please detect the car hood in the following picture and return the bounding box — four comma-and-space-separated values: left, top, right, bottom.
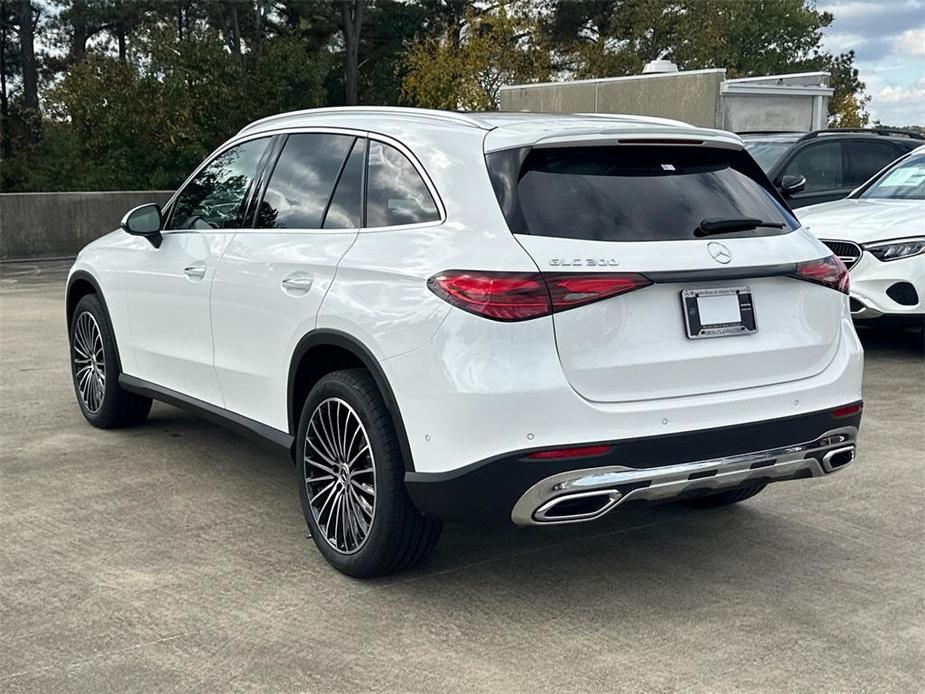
797, 198, 925, 244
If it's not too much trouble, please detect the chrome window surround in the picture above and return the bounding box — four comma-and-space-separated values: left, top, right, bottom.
511, 427, 858, 526
161, 126, 447, 235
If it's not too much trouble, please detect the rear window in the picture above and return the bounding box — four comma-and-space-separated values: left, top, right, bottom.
487, 146, 797, 242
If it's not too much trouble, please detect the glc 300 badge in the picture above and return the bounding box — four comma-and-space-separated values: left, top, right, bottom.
549, 258, 619, 267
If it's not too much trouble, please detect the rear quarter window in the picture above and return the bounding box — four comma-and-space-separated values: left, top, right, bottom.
487, 145, 797, 242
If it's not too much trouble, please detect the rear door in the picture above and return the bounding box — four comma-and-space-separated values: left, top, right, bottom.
211, 131, 364, 431
487, 143, 844, 403
845, 139, 905, 189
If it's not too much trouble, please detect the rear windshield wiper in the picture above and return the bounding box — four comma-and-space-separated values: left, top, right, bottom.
694, 217, 786, 237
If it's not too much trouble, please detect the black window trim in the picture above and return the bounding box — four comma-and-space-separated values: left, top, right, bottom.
320, 135, 363, 229
162, 132, 276, 233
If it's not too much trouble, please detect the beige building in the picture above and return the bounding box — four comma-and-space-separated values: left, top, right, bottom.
499, 68, 833, 132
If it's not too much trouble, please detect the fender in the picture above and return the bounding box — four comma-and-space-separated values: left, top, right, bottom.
288, 330, 416, 472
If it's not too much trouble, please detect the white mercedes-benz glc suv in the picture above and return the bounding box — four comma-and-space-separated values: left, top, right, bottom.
67, 107, 864, 577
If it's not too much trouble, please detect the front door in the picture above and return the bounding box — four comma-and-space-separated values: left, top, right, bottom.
126, 136, 272, 406
779, 140, 851, 208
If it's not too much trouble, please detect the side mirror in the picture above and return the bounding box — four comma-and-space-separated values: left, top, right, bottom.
121, 204, 163, 248
780, 175, 806, 196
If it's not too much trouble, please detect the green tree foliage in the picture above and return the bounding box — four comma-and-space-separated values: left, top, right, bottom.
539, 0, 870, 125
0, 0, 886, 192
401, 2, 551, 110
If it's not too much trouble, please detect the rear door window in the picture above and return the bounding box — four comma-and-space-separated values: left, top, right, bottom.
487, 145, 796, 242
846, 140, 901, 186
256, 133, 355, 229
782, 141, 844, 192
365, 141, 440, 227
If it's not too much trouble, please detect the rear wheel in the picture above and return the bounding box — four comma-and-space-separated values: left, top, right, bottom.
70, 294, 152, 428
297, 369, 441, 577
680, 483, 766, 509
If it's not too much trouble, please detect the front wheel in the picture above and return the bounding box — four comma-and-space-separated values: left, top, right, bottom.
70, 294, 152, 428
296, 369, 441, 577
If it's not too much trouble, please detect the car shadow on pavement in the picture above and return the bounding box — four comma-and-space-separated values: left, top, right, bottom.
856, 324, 924, 359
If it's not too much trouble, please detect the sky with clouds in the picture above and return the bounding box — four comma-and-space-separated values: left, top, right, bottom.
817, 1, 925, 125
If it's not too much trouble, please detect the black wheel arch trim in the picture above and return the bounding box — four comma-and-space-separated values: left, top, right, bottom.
66, 270, 107, 326
66, 270, 125, 373
287, 329, 416, 472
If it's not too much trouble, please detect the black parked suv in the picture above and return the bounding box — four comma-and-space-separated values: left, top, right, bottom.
740, 128, 923, 208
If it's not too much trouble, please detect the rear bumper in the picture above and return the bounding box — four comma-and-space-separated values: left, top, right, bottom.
405, 405, 862, 525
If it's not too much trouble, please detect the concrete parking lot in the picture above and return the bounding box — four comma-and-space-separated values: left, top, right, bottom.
1, 259, 922, 693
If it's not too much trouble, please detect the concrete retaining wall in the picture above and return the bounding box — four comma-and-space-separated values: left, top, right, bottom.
1, 191, 173, 260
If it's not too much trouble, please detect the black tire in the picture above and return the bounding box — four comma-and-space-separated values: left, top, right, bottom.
296, 368, 441, 578
70, 294, 152, 428
680, 483, 766, 509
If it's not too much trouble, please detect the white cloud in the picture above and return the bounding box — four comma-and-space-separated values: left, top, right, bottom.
820, 1, 925, 125
870, 77, 925, 124
876, 76, 925, 102
893, 28, 925, 56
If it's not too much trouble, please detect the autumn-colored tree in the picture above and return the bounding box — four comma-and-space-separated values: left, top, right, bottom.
822, 50, 870, 127
401, 2, 551, 110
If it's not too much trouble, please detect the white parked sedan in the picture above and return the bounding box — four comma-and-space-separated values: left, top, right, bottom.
798, 146, 925, 328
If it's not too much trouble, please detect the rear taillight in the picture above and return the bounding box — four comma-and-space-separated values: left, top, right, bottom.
792, 255, 850, 295
427, 271, 651, 321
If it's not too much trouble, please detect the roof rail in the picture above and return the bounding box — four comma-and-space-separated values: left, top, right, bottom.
799, 127, 925, 142
239, 106, 490, 135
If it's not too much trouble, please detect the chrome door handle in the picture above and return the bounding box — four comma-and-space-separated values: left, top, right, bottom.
282, 276, 313, 293
184, 265, 206, 280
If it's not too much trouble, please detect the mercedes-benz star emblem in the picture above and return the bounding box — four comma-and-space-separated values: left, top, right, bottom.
707, 241, 732, 265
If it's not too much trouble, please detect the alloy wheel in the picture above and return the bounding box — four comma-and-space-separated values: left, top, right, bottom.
73, 311, 106, 413
303, 398, 376, 554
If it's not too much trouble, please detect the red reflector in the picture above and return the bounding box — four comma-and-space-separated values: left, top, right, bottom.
832, 402, 862, 418
792, 255, 850, 295
526, 445, 612, 460
428, 271, 651, 321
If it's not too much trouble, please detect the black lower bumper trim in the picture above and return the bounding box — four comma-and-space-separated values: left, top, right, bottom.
405, 405, 862, 523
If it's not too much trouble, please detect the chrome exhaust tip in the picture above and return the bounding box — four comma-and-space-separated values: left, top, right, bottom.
533, 489, 621, 523
821, 445, 855, 472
